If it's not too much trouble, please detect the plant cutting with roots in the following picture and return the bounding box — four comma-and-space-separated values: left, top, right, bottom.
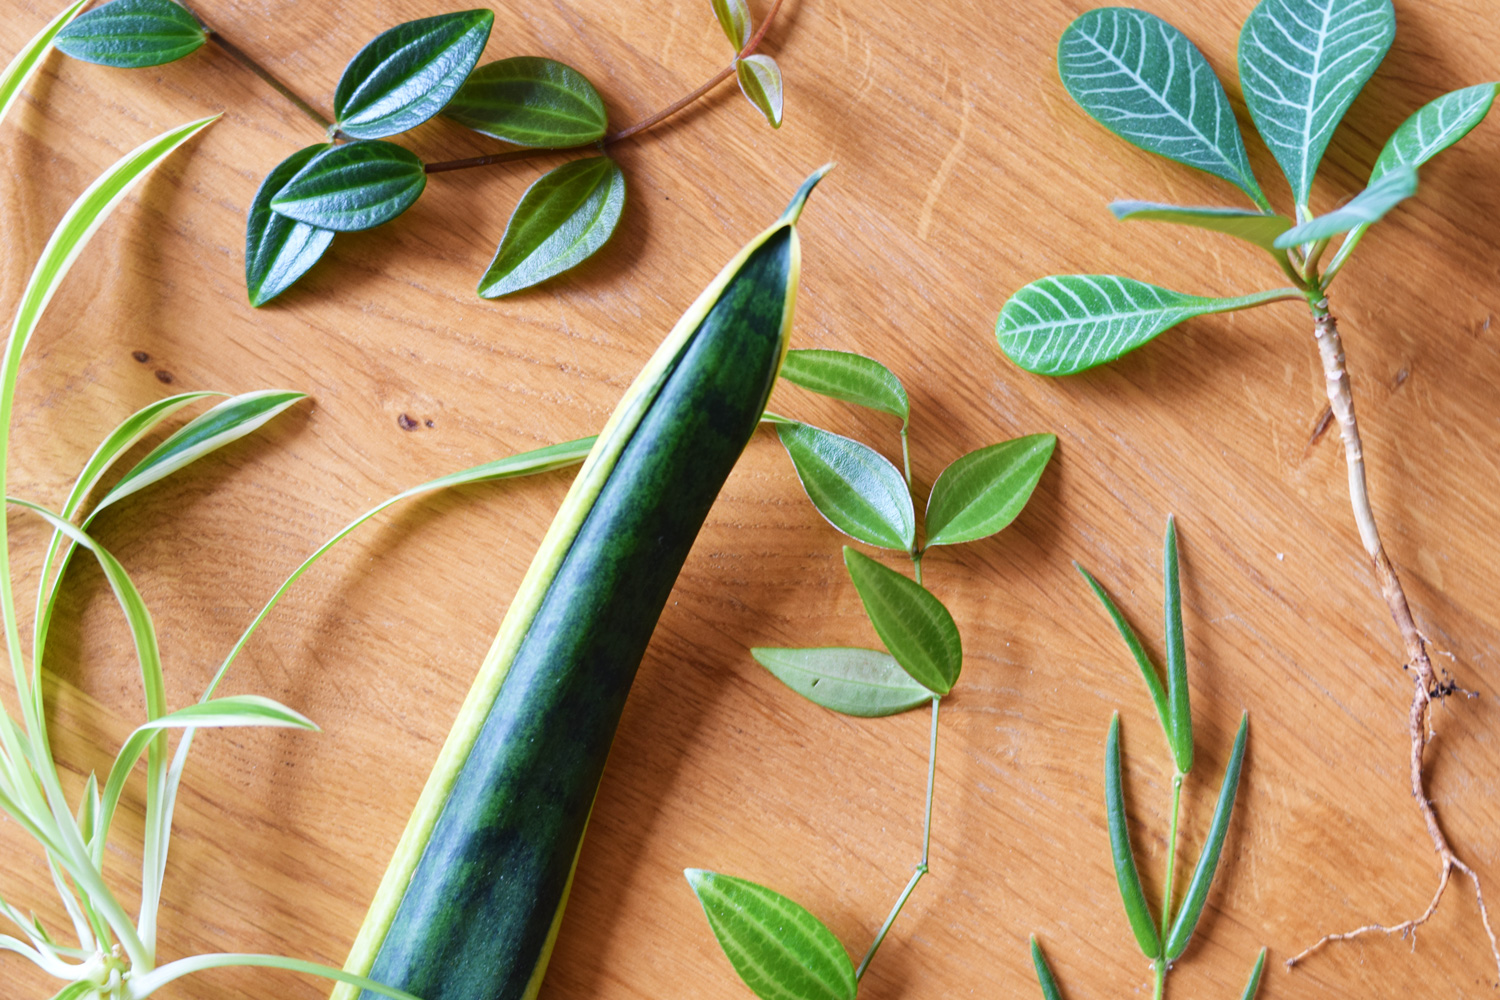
994, 0, 1498, 980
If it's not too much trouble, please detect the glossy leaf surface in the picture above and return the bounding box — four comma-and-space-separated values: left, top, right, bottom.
713, 0, 752, 49
1030, 936, 1064, 1000
843, 547, 961, 695
997, 275, 1294, 375
1077, 562, 1173, 752
1105, 713, 1161, 959
778, 423, 914, 550
245, 145, 336, 306
779, 349, 909, 426
1273, 167, 1416, 247
1371, 83, 1499, 182
55, 0, 204, 69
1058, 8, 1265, 207
270, 140, 426, 232
1162, 516, 1193, 774
444, 57, 606, 146
0, 0, 88, 125
752, 646, 934, 716
477, 156, 625, 298
1239, 0, 1395, 206
333, 9, 493, 139
925, 434, 1055, 547
1109, 201, 1292, 251
737, 54, 784, 128
685, 869, 856, 1000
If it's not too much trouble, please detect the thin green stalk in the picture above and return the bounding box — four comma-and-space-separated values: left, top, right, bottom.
1153, 958, 1166, 1000
855, 865, 926, 982
922, 695, 939, 866
911, 552, 923, 586
1160, 772, 1184, 940
900, 426, 911, 489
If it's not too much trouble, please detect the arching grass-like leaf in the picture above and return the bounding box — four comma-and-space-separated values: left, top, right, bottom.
1371, 83, 1499, 182
1105, 713, 1161, 960
685, 869, 856, 1000
443, 57, 607, 147
1078, 562, 1172, 755
779, 349, 909, 426
477, 156, 625, 298
1029, 935, 1064, 1000
119, 953, 426, 1000
997, 275, 1298, 376
55, 0, 204, 69
270, 140, 426, 232
333, 10, 493, 139
1238, 0, 1396, 208
1273, 167, 1416, 248
1164, 711, 1249, 960
778, 423, 914, 551
1058, 8, 1266, 209
246, 145, 336, 306
737, 54, 784, 128
1239, 947, 1268, 999
924, 434, 1055, 548
752, 647, 934, 716
843, 547, 961, 695
1109, 202, 1292, 252
713, 0, 752, 49
1162, 516, 1192, 775
0, 0, 88, 126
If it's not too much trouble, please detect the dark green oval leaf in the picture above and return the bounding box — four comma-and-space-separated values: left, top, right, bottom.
1162, 516, 1193, 775
245, 145, 336, 306
1239, 947, 1268, 1000
1371, 83, 1499, 183
1105, 713, 1161, 960
55, 0, 205, 69
779, 350, 909, 426
778, 423, 914, 551
685, 869, 856, 1000
737, 54, 784, 128
1077, 561, 1173, 752
713, 0, 752, 50
1029, 935, 1064, 1000
477, 156, 626, 298
924, 434, 1055, 547
843, 547, 961, 695
270, 140, 426, 232
334, 9, 493, 139
1273, 167, 1417, 247
1109, 201, 1293, 252
445, 56, 607, 147
752, 647, 933, 717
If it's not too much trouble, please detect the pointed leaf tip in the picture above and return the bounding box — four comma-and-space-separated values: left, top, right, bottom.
780, 163, 834, 224
1030, 935, 1065, 1000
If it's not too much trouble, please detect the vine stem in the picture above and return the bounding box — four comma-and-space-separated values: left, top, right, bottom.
203, 29, 334, 132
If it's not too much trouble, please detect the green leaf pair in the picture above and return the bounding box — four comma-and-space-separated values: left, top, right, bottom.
709, 0, 786, 128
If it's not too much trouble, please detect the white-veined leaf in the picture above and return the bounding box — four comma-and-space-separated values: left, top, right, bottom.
777, 423, 914, 551
0, 0, 88, 126
736, 54, 783, 128
778, 349, 909, 426
1273, 166, 1415, 247
712, 0, 752, 49
1109, 201, 1292, 251
1371, 83, 1498, 182
752, 647, 933, 716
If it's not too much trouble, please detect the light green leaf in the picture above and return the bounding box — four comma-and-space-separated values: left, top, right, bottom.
1239, 0, 1396, 208
246, 145, 336, 306
1076, 562, 1173, 758
1162, 516, 1193, 774
752, 647, 933, 716
997, 275, 1298, 375
122, 952, 427, 1000
55, 0, 204, 69
270, 140, 426, 232
778, 349, 909, 426
1273, 167, 1416, 247
1239, 947, 1268, 1000
1105, 713, 1161, 960
443, 57, 608, 147
924, 434, 1055, 548
1029, 935, 1064, 1000
1109, 201, 1293, 252
713, 0, 752, 49
333, 10, 493, 139
843, 547, 961, 695
477, 157, 626, 298
46, 983, 94, 1000
737, 54, 784, 128
0, 0, 88, 126
1058, 8, 1266, 208
777, 423, 914, 551
685, 869, 856, 1000
1371, 83, 1499, 182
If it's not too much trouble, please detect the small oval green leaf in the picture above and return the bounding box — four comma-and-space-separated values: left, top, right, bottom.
752, 647, 933, 717
712, 0, 752, 49
924, 434, 1055, 547
270, 140, 426, 232
1109, 202, 1293, 252
1273, 167, 1417, 248
777, 423, 914, 551
842, 547, 961, 695
779, 349, 909, 426
333, 9, 493, 139
737, 54, 784, 128
1105, 713, 1162, 960
1371, 83, 1498, 183
685, 869, 856, 1000
55, 0, 205, 69
1029, 935, 1064, 1000
477, 156, 626, 298
246, 145, 336, 306
1163, 515, 1193, 775
443, 56, 607, 147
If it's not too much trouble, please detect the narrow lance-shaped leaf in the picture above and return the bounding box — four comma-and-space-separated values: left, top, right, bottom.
778, 422, 914, 551
713, 0, 752, 50
1109, 202, 1292, 253
1239, 947, 1268, 1000
997, 275, 1298, 376
1029, 935, 1065, 1000
443, 57, 607, 147
1165, 711, 1250, 960
1273, 167, 1416, 248
779, 349, 909, 426
1371, 83, 1499, 183
843, 547, 961, 695
685, 869, 856, 1000
477, 157, 626, 298
1058, 8, 1267, 209
752, 647, 932, 717
1105, 713, 1162, 960
737, 54, 784, 128
925, 434, 1055, 547
1077, 562, 1172, 750
333, 10, 493, 139
246, 145, 337, 306
55, 0, 205, 69
270, 140, 426, 232
0, 0, 89, 126
1162, 516, 1193, 774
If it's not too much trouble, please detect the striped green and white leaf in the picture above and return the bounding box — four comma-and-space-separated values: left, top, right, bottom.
443, 57, 607, 147
843, 547, 961, 695
55, 0, 205, 69
685, 869, 856, 1000
779, 349, 909, 426
1058, 8, 1266, 208
712, 0, 752, 50
245, 145, 336, 306
1109, 201, 1293, 252
1273, 166, 1415, 247
737, 54, 784, 128
1104, 713, 1161, 959
997, 275, 1296, 375
1029, 936, 1065, 1000
333, 10, 493, 139
752, 646, 934, 716
1371, 83, 1499, 182
778, 423, 914, 551
0, 0, 88, 126
270, 140, 426, 232
925, 434, 1056, 547
1238, 0, 1395, 209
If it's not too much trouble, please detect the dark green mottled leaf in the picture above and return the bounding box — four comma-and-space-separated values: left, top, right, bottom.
779, 349, 909, 426
1029, 936, 1064, 1000
713, 0, 752, 49
752, 646, 933, 716
924, 434, 1055, 547
1109, 201, 1292, 252
843, 547, 961, 695
1105, 713, 1161, 960
444, 57, 607, 147
334, 9, 493, 139
778, 423, 914, 550
270, 140, 426, 232
737, 54, 783, 128
1273, 168, 1416, 247
245, 144, 336, 306
55, 0, 204, 69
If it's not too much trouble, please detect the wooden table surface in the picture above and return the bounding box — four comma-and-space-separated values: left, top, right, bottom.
2, 0, 1498, 997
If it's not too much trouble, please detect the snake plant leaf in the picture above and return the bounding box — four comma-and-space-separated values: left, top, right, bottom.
686, 870, 856, 1000
1109, 201, 1293, 252
1077, 562, 1173, 755
1029, 936, 1064, 1000
997, 275, 1296, 375
55, 0, 204, 69
0, 0, 88, 126
778, 423, 915, 551
843, 547, 961, 695
1272, 167, 1416, 247
1239, 0, 1395, 208
924, 434, 1055, 548
1162, 516, 1193, 774
333, 10, 493, 139
443, 57, 607, 147
1239, 947, 1268, 1000
1105, 713, 1162, 960
1371, 83, 1499, 182
1164, 711, 1250, 960
712, 0, 753, 49
1058, 8, 1266, 209
778, 349, 909, 426
737, 54, 784, 128
752, 646, 934, 716
270, 140, 426, 231
246, 145, 336, 306
477, 156, 626, 298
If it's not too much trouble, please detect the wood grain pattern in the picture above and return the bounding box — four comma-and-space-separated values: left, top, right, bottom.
0, 0, 1497, 997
